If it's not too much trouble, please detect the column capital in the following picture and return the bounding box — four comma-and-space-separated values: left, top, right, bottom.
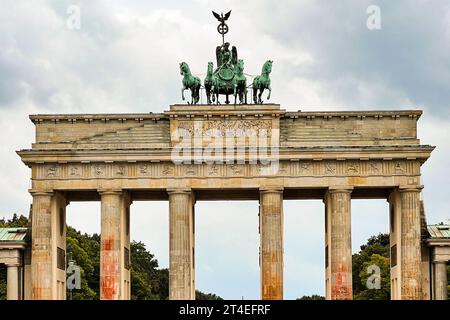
398, 185, 424, 193
98, 189, 123, 196
167, 188, 192, 195
29, 189, 53, 197
5, 262, 21, 267
259, 187, 284, 194
328, 186, 353, 194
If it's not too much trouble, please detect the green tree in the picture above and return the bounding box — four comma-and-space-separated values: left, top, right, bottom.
130, 241, 161, 300
446, 264, 450, 299
356, 254, 390, 300
157, 268, 169, 299
352, 233, 390, 300
0, 264, 6, 300
196, 290, 223, 300
297, 294, 325, 300
66, 227, 99, 299
0, 214, 223, 300
0, 213, 29, 228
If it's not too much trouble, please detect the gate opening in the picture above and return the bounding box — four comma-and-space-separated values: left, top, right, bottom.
195, 200, 259, 300
284, 200, 325, 299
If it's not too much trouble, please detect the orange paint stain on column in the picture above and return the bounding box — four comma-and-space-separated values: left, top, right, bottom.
101, 238, 117, 300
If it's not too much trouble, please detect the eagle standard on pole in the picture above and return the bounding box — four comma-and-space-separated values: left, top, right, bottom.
212, 10, 231, 44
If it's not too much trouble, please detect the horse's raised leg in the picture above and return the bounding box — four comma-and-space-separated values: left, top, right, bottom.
181, 88, 186, 101
267, 86, 272, 100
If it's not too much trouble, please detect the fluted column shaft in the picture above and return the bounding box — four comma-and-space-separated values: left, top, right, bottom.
329, 188, 352, 300
433, 261, 448, 300
100, 190, 123, 300
31, 191, 53, 300
6, 264, 19, 300
30, 190, 67, 300
260, 188, 283, 300
169, 189, 195, 300
399, 188, 423, 300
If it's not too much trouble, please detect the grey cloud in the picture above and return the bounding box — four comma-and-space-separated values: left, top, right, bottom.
244, 0, 450, 115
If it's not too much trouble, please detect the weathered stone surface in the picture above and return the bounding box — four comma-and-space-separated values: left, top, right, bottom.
30, 191, 67, 300
427, 238, 450, 300
433, 262, 448, 300
260, 188, 283, 300
168, 189, 195, 300
281, 110, 421, 147
399, 187, 423, 300
99, 190, 130, 300
327, 188, 353, 300
17, 104, 434, 300
7, 264, 19, 300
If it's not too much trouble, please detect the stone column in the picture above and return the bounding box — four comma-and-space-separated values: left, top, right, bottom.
328, 187, 353, 300
433, 261, 448, 300
121, 192, 131, 300
259, 188, 283, 300
31, 191, 54, 300
324, 192, 332, 300
6, 263, 19, 300
399, 187, 423, 300
168, 189, 195, 300
99, 190, 123, 300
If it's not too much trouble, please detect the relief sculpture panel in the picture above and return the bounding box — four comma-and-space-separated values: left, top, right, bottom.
34, 159, 420, 180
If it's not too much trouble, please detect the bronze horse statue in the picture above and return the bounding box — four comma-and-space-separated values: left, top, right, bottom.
204, 58, 248, 105
233, 59, 247, 104
180, 62, 201, 104
252, 60, 273, 104
204, 62, 217, 104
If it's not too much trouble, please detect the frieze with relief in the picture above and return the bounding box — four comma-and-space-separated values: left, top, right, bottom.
175, 120, 272, 137
35, 160, 420, 180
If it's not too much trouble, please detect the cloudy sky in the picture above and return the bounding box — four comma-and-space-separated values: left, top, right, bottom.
1, 0, 449, 299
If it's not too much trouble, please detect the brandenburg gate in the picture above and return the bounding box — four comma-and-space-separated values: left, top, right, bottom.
17, 103, 434, 300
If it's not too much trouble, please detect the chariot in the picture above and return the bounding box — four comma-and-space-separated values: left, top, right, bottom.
180, 10, 272, 105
